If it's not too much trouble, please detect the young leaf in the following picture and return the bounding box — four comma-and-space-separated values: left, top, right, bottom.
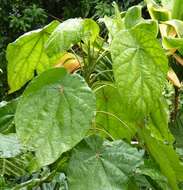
15, 68, 96, 166
46, 19, 99, 56
67, 135, 144, 190
7, 21, 60, 93
163, 37, 183, 56
164, 20, 183, 37
111, 24, 168, 120
145, 0, 171, 21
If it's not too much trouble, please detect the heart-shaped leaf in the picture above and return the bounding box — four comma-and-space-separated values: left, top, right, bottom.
67, 135, 144, 190
15, 68, 96, 166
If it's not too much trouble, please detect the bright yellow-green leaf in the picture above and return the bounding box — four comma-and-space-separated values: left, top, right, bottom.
7, 21, 60, 93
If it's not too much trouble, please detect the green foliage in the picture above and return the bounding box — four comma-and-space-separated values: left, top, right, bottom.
0, 99, 17, 134
15, 68, 96, 166
46, 19, 99, 57
67, 135, 144, 190
2, 1, 183, 189
0, 0, 48, 100
95, 83, 136, 141
7, 21, 59, 93
111, 23, 168, 120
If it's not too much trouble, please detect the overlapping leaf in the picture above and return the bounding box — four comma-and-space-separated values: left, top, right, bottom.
46, 18, 99, 56
15, 68, 96, 166
67, 135, 144, 190
139, 127, 183, 190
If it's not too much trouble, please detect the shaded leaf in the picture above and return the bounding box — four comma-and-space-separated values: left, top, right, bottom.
139, 127, 183, 190
170, 108, 183, 148
67, 135, 144, 190
0, 99, 18, 134
95, 83, 136, 141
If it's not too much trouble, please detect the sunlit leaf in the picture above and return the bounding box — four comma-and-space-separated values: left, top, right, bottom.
111, 23, 168, 120
7, 21, 60, 93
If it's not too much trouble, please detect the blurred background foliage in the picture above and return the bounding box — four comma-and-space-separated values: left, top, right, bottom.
0, 0, 143, 101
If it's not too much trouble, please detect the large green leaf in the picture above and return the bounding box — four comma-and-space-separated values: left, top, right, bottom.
95, 83, 136, 141
0, 133, 22, 158
139, 127, 183, 190
15, 68, 96, 166
0, 99, 17, 134
46, 18, 99, 56
67, 135, 144, 190
7, 20, 60, 93
111, 24, 168, 120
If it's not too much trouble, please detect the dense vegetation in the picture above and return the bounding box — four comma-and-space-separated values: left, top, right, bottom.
1, 0, 183, 189
0, 0, 143, 100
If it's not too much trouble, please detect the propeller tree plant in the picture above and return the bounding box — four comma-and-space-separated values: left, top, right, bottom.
1, 1, 183, 189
